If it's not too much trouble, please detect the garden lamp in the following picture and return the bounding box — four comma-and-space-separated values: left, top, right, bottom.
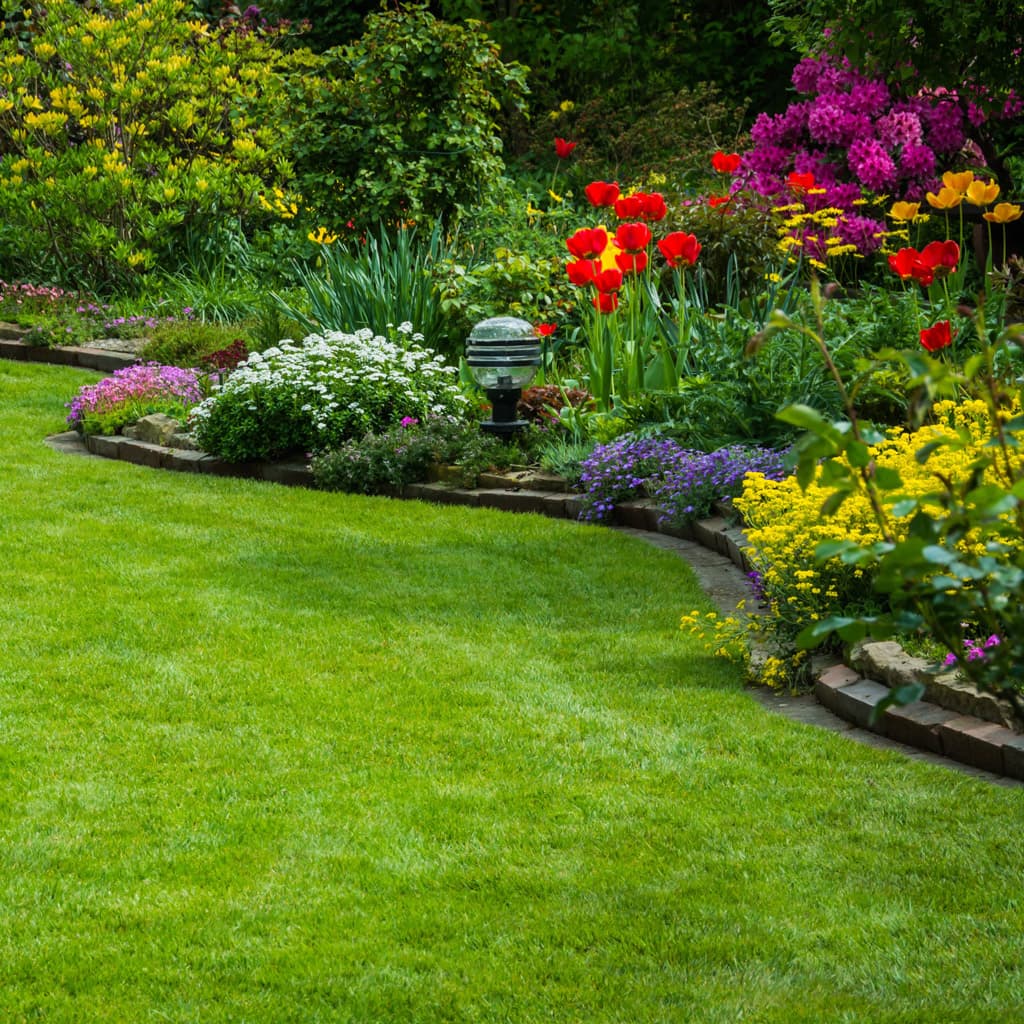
465, 316, 541, 438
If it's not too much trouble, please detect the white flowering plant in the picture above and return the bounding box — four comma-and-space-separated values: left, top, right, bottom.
189, 326, 469, 462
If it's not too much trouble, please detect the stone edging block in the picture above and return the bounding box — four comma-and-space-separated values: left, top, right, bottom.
811, 657, 1024, 780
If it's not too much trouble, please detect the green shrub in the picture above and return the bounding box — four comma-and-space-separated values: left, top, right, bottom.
281, 3, 528, 229
311, 417, 525, 493
0, 0, 307, 287
189, 327, 470, 462
137, 321, 252, 369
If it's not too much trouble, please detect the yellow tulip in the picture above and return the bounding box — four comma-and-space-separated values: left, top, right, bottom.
926, 187, 963, 210
889, 201, 920, 221
942, 170, 974, 193
983, 202, 1022, 224
966, 178, 1000, 206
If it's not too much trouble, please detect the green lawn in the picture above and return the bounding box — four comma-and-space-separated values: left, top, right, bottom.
1, 359, 1023, 1024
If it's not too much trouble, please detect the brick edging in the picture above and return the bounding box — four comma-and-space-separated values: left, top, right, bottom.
0, 338, 137, 372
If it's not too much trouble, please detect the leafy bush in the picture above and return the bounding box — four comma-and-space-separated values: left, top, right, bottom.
281, 3, 527, 229
0, 0, 305, 286
311, 417, 524, 494
516, 385, 594, 428
189, 328, 469, 462
66, 363, 205, 435
138, 321, 252, 369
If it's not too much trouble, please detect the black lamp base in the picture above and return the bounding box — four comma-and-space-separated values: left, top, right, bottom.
482, 386, 527, 439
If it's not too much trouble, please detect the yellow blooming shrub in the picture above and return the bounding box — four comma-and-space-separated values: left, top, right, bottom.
721, 396, 1024, 686
0, 0, 312, 285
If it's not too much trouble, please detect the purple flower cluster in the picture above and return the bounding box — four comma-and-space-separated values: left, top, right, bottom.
66, 362, 204, 428
578, 436, 789, 525
741, 54, 973, 253
943, 633, 1001, 667
578, 435, 684, 522
651, 445, 790, 527
102, 308, 194, 337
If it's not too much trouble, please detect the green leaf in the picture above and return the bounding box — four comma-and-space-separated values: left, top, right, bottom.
819, 489, 849, 517
872, 466, 902, 489
776, 403, 832, 433
846, 439, 870, 468
870, 682, 926, 724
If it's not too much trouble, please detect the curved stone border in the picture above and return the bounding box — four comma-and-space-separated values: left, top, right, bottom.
31, 336, 1024, 781
0, 336, 137, 373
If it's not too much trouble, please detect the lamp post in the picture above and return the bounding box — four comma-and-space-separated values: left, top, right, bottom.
465, 316, 541, 438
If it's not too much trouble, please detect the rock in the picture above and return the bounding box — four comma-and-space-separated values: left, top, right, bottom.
167, 430, 200, 451
129, 413, 180, 446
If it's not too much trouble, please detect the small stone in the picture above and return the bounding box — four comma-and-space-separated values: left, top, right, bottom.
132, 413, 180, 446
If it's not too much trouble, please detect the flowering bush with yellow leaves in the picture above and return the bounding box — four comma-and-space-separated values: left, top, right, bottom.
0, 0, 308, 285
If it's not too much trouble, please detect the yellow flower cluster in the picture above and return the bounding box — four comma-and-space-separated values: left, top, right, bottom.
258, 187, 300, 220
679, 608, 751, 670
735, 397, 1024, 649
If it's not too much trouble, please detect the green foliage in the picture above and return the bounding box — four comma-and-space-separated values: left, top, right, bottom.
0, 0, 307, 288
440, 0, 794, 138
311, 416, 524, 493
281, 4, 528, 229
137, 321, 252, 368
565, 83, 751, 187
275, 223, 460, 358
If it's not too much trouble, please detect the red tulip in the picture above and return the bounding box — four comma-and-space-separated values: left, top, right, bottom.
708, 195, 731, 208
613, 221, 652, 253
554, 137, 577, 160
613, 193, 644, 220
711, 150, 741, 174
584, 181, 620, 207
657, 231, 701, 268
565, 258, 598, 286
613, 191, 668, 222
615, 251, 649, 275
566, 227, 608, 260
592, 291, 619, 314
642, 192, 668, 221
920, 239, 960, 275
920, 320, 952, 352
534, 323, 557, 337
786, 171, 816, 193
593, 267, 623, 294
888, 247, 934, 286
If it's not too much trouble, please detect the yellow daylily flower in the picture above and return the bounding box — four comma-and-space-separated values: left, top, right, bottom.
926, 187, 963, 210
942, 170, 974, 193
889, 201, 920, 221
308, 226, 338, 245
966, 178, 1000, 206
983, 202, 1022, 224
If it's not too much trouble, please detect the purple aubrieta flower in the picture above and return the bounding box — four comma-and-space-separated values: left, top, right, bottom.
65, 363, 204, 427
